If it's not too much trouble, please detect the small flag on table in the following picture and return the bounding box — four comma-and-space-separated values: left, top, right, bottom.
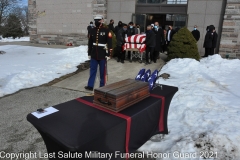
148, 69, 159, 91
135, 68, 145, 80
141, 69, 151, 82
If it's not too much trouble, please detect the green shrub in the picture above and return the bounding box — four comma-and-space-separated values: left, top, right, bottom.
167, 27, 200, 61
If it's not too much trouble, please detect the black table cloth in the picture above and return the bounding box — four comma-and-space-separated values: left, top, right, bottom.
27, 85, 178, 160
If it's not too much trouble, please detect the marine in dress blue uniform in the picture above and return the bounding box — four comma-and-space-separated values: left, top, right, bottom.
85, 15, 112, 91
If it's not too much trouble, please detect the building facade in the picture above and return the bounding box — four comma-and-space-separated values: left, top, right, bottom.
28, 0, 240, 58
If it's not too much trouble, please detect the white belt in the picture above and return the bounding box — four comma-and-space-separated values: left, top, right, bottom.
93, 43, 106, 47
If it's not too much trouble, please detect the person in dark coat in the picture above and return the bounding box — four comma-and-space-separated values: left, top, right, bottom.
87, 21, 94, 38
107, 19, 115, 33
145, 25, 156, 64
203, 25, 214, 57
126, 22, 136, 59
85, 15, 112, 91
114, 21, 122, 38
191, 25, 200, 41
166, 25, 176, 50
211, 27, 218, 55
127, 22, 135, 36
116, 24, 128, 63
153, 22, 164, 62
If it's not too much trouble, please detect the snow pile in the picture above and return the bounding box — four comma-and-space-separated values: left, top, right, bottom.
0, 45, 88, 97
0, 36, 30, 42
139, 55, 240, 159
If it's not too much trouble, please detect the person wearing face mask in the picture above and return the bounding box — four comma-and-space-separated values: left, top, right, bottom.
191, 25, 200, 42
87, 21, 94, 38
85, 15, 113, 91
116, 23, 128, 63
114, 21, 123, 38
127, 22, 135, 36
153, 22, 164, 62
107, 19, 115, 33
127, 22, 136, 59
145, 25, 156, 65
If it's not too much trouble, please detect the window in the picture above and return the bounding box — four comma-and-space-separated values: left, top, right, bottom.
167, 0, 187, 4
137, 0, 187, 4
147, 0, 161, 3
137, 0, 146, 3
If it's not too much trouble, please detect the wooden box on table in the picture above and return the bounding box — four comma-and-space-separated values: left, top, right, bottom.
94, 79, 150, 112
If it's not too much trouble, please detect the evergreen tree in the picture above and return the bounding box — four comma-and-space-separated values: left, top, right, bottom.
2, 14, 23, 39
167, 27, 200, 61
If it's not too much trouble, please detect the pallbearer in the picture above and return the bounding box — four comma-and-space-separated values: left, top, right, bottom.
85, 15, 112, 91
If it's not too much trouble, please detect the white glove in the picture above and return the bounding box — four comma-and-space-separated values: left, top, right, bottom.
88, 56, 91, 59
105, 56, 110, 61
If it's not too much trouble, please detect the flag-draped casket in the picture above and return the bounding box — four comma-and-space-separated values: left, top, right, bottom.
123, 34, 146, 53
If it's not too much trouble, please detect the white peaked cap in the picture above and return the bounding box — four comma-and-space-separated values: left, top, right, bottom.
94, 15, 104, 20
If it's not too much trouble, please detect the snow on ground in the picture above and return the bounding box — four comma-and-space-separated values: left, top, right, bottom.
139, 55, 240, 160
0, 36, 30, 42
0, 45, 88, 97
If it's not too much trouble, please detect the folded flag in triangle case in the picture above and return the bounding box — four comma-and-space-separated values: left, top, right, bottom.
148, 69, 159, 91
135, 68, 145, 80
141, 69, 151, 82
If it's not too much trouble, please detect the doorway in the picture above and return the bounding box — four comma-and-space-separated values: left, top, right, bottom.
133, 14, 187, 32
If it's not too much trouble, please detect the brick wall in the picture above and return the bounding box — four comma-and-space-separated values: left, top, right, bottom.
28, 0, 107, 46
219, 0, 240, 59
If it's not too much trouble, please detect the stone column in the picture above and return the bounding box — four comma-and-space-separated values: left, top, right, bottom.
28, 0, 38, 43
219, 0, 240, 59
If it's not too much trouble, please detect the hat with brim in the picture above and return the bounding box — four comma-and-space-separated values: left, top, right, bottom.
94, 15, 103, 20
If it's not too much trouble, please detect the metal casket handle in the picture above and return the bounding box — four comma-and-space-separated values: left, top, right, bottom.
97, 98, 112, 106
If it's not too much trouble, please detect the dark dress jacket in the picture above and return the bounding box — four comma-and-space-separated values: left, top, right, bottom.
107, 23, 115, 33
116, 28, 127, 47
127, 27, 135, 37
212, 32, 218, 48
88, 26, 113, 59
114, 25, 122, 38
166, 29, 176, 42
203, 31, 213, 48
191, 29, 200, 41
153, 28, 164, 51
146, 30, 156, 48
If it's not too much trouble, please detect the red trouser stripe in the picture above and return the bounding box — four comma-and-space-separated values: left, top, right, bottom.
76, 98, 131, 158
104, 60, 106, 85
150, 94, 166, 132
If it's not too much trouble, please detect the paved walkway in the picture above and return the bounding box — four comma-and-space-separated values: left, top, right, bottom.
53, 57, 166, 93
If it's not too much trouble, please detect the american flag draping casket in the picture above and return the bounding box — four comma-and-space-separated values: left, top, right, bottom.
123, 34, 146, 53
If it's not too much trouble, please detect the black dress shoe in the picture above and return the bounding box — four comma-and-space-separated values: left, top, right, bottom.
121, 60, 124, 63
84, 86, 93, 91
117, 59, 120, 62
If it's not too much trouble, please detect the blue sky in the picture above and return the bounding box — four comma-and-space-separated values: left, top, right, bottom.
21, 0, 28, 6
